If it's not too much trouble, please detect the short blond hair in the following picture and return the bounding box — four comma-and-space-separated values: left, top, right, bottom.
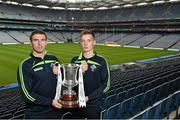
80, 29, 95, 39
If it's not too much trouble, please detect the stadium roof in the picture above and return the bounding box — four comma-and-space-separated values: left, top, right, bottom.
1, 0, 180, 10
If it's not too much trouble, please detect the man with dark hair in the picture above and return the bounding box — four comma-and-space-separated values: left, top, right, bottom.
17, 29, 63, 118
71, 29, 111, 119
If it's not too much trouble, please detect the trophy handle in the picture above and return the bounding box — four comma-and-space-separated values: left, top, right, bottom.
75, 66, 80, 82
63, 65, 66, 82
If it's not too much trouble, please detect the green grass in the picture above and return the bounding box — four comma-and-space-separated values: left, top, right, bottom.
0, 43, 178, 85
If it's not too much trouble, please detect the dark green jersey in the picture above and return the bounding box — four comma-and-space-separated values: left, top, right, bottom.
71, 53, 110, 101
17, 53, 59, 116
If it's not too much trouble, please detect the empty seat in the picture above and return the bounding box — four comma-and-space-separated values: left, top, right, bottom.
115, 87, 123, 94
136, 84, 143, 95
143, 81, 152, 92
106, 89, 115, 96
116, 97, 133, 119
13, 109, 25, 117
132, 93, 144, 116
0, 113, 12, 119
169, 79, 178, 94
144, 89, 154, 108
132, 109, 148, 119
161, 97, 171, 119
12, 114, 25, 119
3, 108, 16, 115
153, 85, 162, 102
147, 102, 161, 119
127, 87, 136, 98
174, 91, 180, 117
160, 82, 170, 99
106, 102, 121, 119
116, 91, 127, 103
100, 109, 107, 119
103, 94, 117, 109
123, 84, 131, 91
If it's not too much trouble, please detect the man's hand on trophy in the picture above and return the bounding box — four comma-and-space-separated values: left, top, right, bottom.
52, 99, 62, 109
81, 61, 88, 73
85, 96, 89, 102
52, 62, 59, 75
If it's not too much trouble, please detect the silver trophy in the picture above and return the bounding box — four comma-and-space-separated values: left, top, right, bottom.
54, 63, 86, 108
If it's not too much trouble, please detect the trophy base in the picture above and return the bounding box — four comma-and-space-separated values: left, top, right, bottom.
59, 95, 79, 109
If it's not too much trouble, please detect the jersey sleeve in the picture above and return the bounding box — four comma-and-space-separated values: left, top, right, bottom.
17, 62, 52, 106
88, 58, 111, 101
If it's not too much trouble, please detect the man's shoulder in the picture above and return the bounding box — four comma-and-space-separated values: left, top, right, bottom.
46, 54, 56, 57
71, 56, 79, 63
46, 54, 58, 60
95, 54, 108, 66
96, 54, 106, 61
19, 56, 32, 66
72, 56, 79, 59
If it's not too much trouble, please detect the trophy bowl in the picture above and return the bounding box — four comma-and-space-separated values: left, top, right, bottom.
59, 63, 80, 108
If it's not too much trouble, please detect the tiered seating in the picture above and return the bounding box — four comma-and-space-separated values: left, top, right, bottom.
148, 4, 169, 20
116, 33, 143, 45
0, 88, 25, 119
132, 6, 150, 21
46, 32, 62, 42
96, 33, 113, 43
129, 34, 162, 47
170, 39, 180, 50
132, 90, 180, 119
0, 30, 69, 43
71, 32, 80, 42
0, 31, 17, 43
0, 3, 66, 21
7, 31, 29, 43
148, 34, 180, 49
1, 2, 180, 22
100, 63, 180, 119
1, 30, 179, 49
0, 62, 179, 119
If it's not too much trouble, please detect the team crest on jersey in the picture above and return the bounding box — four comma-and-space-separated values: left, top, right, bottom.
90, 65, 96, 71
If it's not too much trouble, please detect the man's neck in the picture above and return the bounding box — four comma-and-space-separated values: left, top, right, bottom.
33, 51, 45, 59
83, 50, 95, 59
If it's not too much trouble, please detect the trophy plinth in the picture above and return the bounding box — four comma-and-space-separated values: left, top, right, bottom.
60, 96, 79, 108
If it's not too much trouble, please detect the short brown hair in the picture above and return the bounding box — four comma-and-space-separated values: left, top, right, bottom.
80, 29, 95, 39
30, 29, 47, 41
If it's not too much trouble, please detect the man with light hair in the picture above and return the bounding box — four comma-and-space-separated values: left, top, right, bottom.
71, 29, 111, 119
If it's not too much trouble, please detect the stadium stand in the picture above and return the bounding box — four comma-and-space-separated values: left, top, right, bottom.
0, 2, 179, 21
148, 34, 180, 49
129, 33, 162, 47
132, 90, 180, 119
0, 30, 68, 44
100, 61, 180, 119
7, 31, 29, 43
1, 1, 180, 50
0, 31, 18, 44
0, 88, 25, 119
116, 33, 144, 45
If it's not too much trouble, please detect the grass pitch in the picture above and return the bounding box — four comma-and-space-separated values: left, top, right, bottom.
0, 43, 178, 85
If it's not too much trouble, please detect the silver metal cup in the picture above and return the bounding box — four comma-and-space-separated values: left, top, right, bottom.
60, 63, 80, 108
